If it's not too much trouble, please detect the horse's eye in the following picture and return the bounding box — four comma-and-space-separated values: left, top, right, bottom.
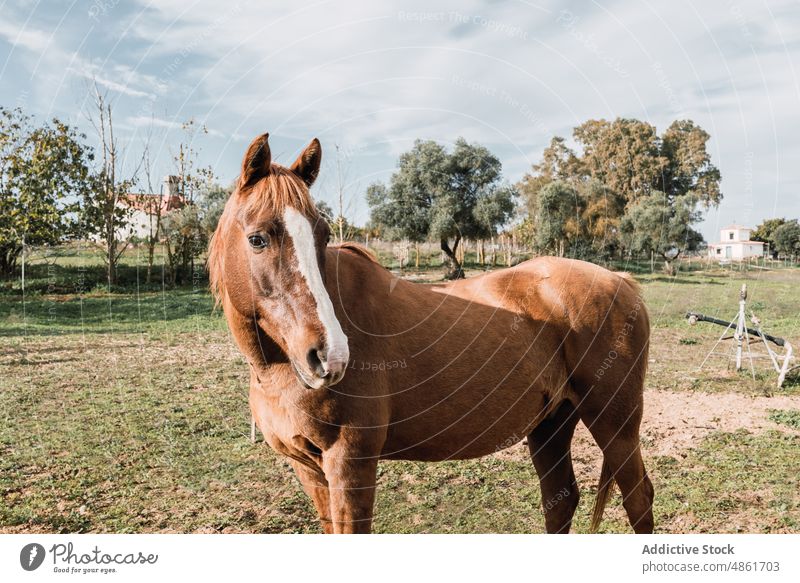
248, 234, 268, 249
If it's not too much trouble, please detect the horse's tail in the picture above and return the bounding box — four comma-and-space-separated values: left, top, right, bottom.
590, 459, 615, 533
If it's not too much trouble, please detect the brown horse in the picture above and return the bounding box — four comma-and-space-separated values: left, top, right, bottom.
208, 132, 654, 534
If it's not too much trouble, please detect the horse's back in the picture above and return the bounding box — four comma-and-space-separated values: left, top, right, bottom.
448, 256, 642, 326
462, 255, 650, 389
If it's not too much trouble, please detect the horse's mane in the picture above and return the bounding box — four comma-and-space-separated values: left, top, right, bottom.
207, 164, 317, 305
207, 223, 228, 307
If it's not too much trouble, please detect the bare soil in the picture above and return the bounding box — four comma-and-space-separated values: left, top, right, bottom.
496, 388, 800, 485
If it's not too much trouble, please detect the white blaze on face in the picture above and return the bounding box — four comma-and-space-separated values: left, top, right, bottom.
283, 207, 350, 367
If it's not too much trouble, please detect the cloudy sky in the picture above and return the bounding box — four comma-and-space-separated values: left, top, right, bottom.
1, 0, 798, 240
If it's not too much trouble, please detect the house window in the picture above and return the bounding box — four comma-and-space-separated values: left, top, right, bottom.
729, 232, 734, 240
716, 248, 721, 255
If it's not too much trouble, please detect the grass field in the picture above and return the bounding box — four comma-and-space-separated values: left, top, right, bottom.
1, 247, 798, 533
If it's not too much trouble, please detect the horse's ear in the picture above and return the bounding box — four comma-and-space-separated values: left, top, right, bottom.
240, 132, 271, 188
290, 138, 322, 186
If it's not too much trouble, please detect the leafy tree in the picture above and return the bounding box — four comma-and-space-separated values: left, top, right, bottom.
752, 218, 787, 258
658, 120, 721, 205
580, 179, 626, 259
532, 181, 584, 256
518, 118, 721, 261
368, 138, 515, 278
200, 182, 233, 236
166, 119, 215, 283
525, 178, 623, 259
0, 107, 93, 277
620, 191, 704, 274
574, 118, 666, 202
512, 217, 536, 250
517, 136, 581, 220
773, 220, 800, 258
162, 204, 207, 286
366, 140, 445, 244
474, 185, 516, 238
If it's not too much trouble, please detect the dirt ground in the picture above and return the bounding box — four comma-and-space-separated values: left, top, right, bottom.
494, 388, 800, 475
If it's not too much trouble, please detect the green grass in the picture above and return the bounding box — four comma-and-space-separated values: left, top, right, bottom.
1, 254, 798, 532
0, 291, 222, 339
769, 409, 800, 430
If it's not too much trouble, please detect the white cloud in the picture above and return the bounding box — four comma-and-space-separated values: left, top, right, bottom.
2, 0, 799, 232
127, 114, 183, 129
0, 19, 51, 52
69, 61, 155, 98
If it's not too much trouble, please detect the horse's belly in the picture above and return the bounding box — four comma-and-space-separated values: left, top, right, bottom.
381, 376, 561, 461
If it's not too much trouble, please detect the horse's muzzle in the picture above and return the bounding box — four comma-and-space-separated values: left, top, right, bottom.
293, 347, 347, 390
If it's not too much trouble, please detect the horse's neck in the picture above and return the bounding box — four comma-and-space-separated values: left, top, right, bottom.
326, 249, 442, 347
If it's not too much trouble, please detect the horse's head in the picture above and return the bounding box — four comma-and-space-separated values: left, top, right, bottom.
210, 133, 349, 390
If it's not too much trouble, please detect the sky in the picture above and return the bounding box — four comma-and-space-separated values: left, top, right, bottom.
1, 0, 798, 241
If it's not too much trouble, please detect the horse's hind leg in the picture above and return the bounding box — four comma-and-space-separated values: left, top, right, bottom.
580, 391, 654, 534
527, 401, 581, 533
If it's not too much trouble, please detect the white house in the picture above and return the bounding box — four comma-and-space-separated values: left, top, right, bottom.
707, 224, 765, 261
118, 176, 186, 240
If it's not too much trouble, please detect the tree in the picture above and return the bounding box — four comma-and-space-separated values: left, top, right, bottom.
163, 119, 215, 284
516, 136, 581, 221
162, 205, 207, 287
518, 118, 721, 261
620, 191, 704, 274
0, 107, 93, 277
332, 144, 362, 243
474, 184, 516, 263
580, 179, 626, 259
658, 120, 721, 205
200, 182, 233, 237
574, 118, 666, 203
773, 220, 800, 258
81, 87, 141, 287
367, 140, 445, 244
368, 138, 515, 278
752, 218, 787, 259
138, 145, 165, 284
532, 181, 584, 256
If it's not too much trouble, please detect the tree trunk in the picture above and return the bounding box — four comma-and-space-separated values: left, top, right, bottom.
106, 234, 117, 287
146, 240, 155, 284
440, 236, 464, 279
0, 245, 22, 278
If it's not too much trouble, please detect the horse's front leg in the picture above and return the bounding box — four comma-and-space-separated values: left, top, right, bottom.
289, 459, 334, 534
322, 449, 379, 534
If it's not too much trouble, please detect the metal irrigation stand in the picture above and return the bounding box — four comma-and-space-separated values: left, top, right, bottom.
686, 284, 796, 389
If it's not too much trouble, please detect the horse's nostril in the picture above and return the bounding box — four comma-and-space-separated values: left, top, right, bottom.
306, 347, 328, 377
